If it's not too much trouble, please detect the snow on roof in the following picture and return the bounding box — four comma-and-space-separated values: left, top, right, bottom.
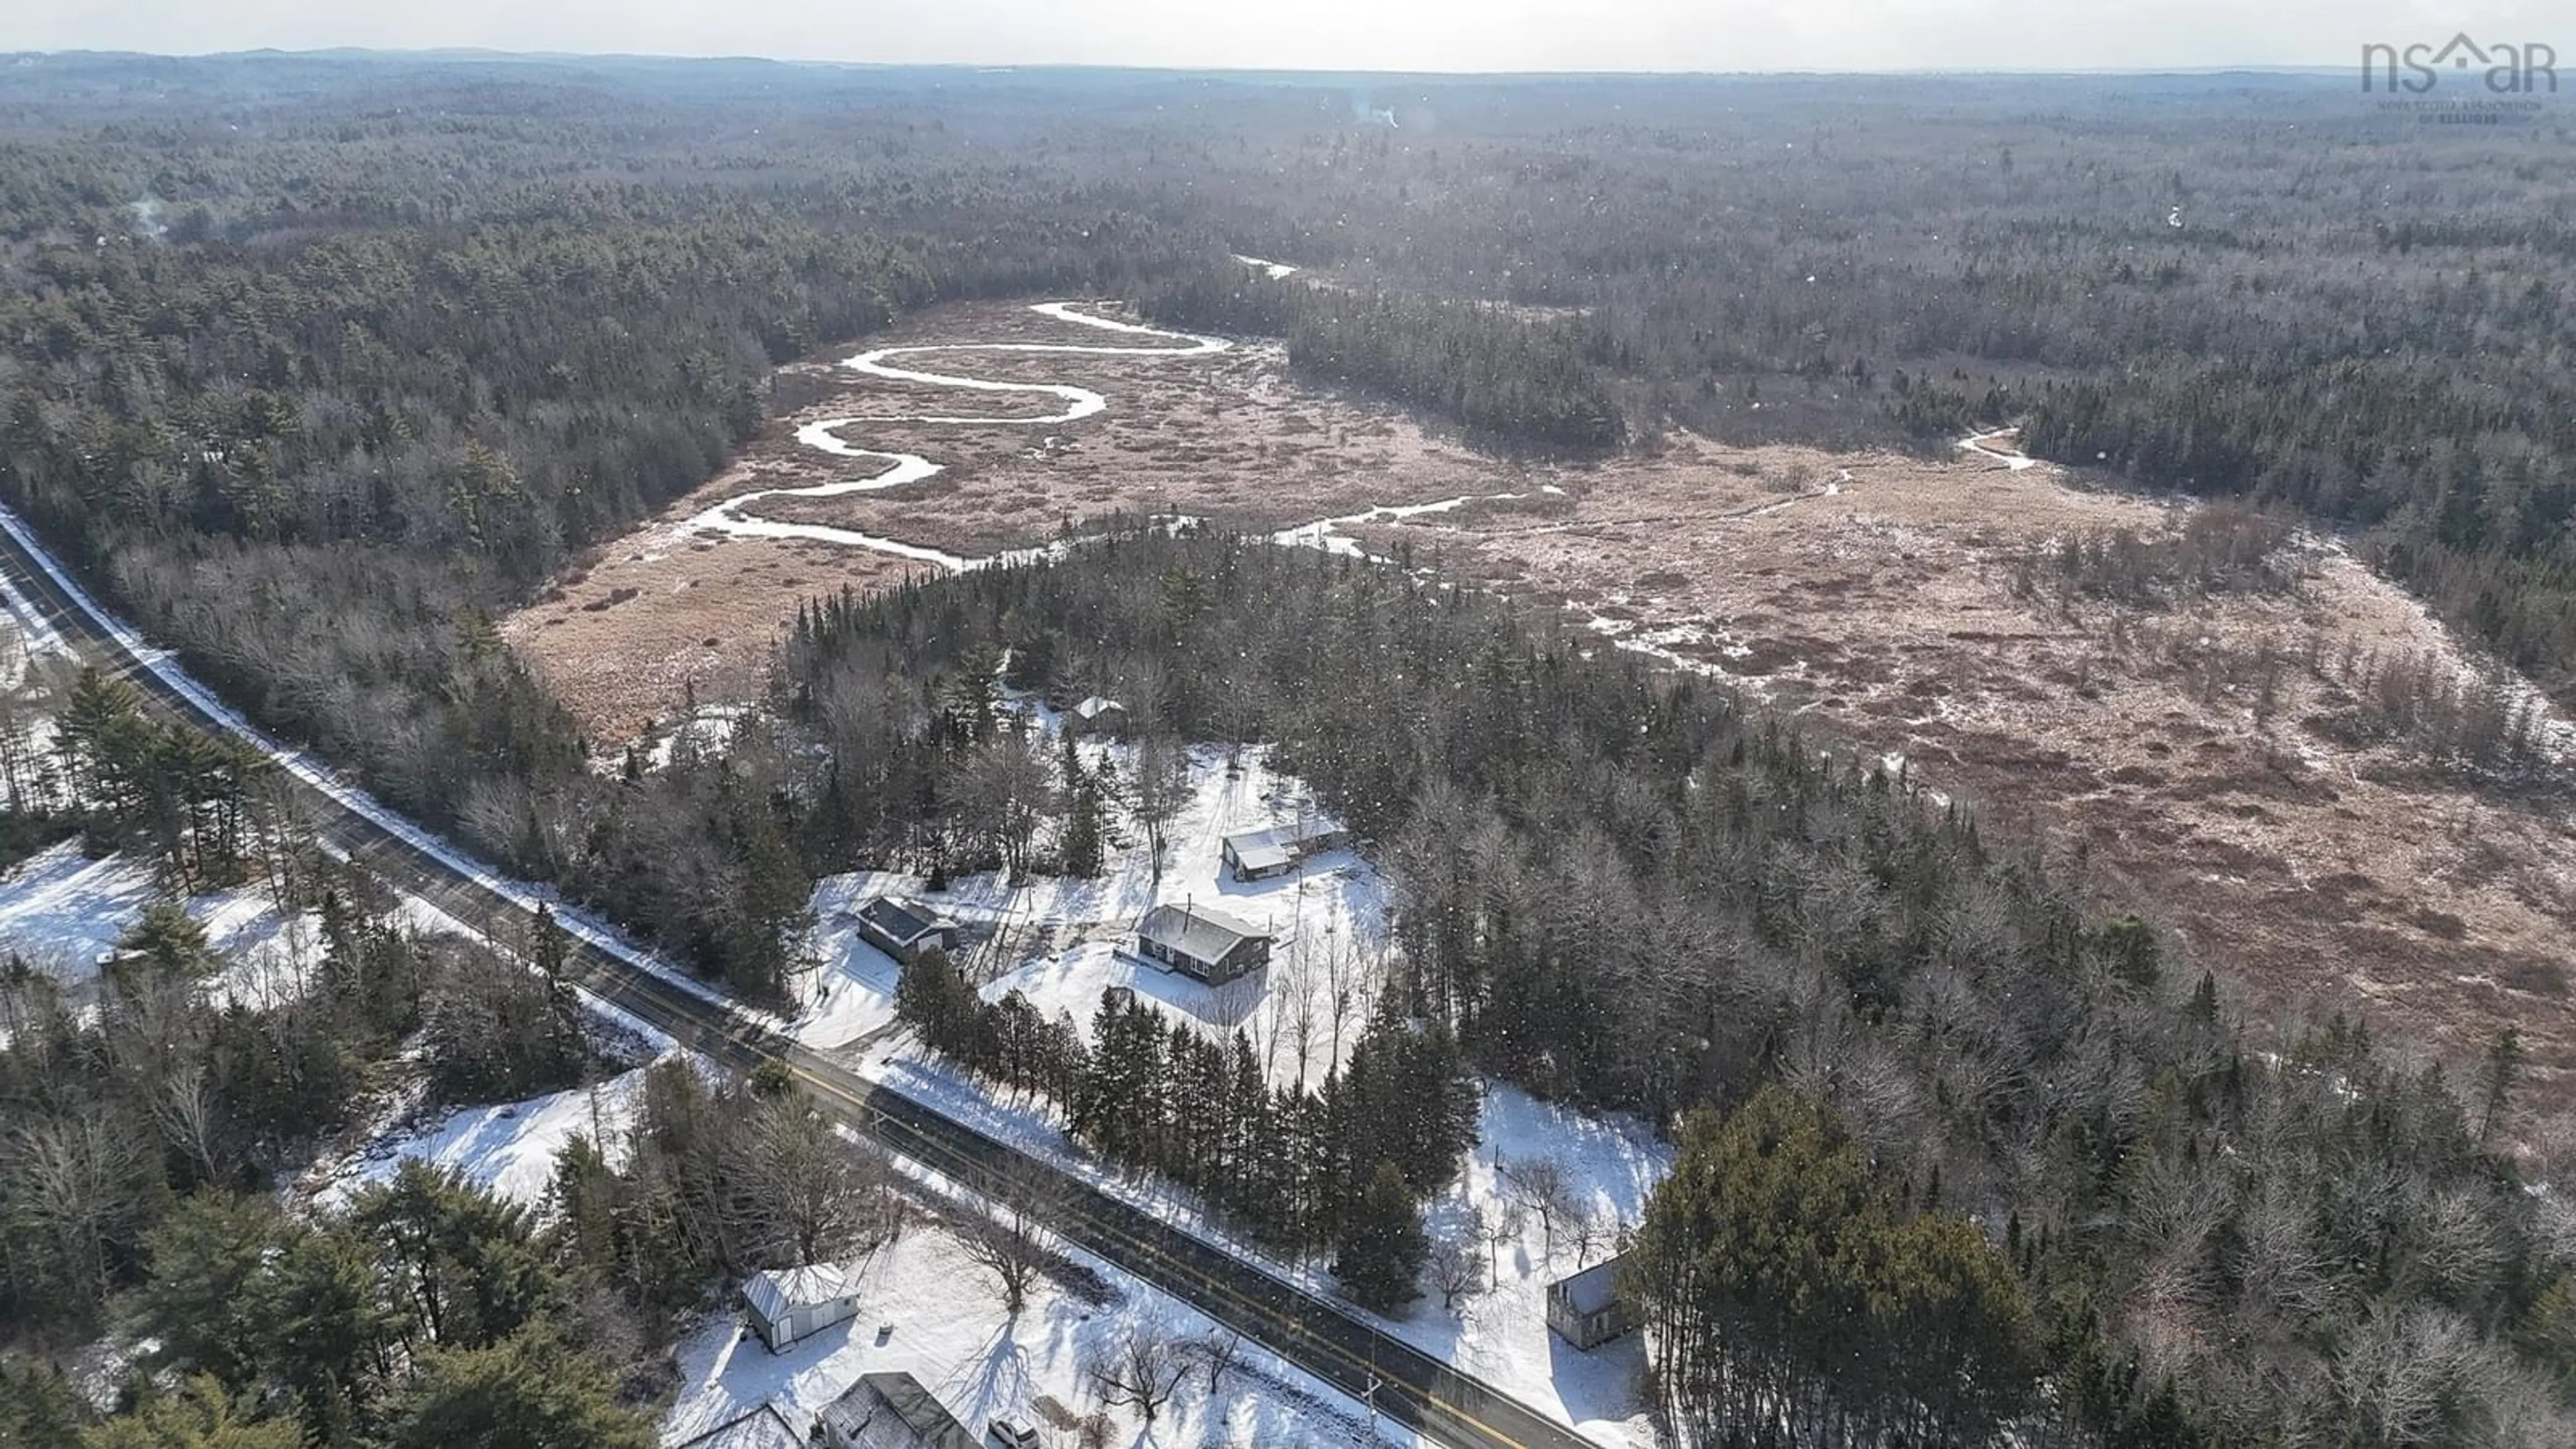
672, 1403, 804, 1449
742, 1264, 852, 1324
1224, 817, 1348, 859
857, 896, 951, 945
1552, 1253, 1627, 1317
817, 1372, 979, 1449
1222, 832, 1295, 873
1073, 695, 1126, 719
1136, 902, 1269, 964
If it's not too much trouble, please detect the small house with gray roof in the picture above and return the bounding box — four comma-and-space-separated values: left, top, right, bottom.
855, 895, 961, 961
1221, 818, 1352, 881
818, 1371, 979, 1449
1133, 902, 1271, 985
1066, 695, 1130, 739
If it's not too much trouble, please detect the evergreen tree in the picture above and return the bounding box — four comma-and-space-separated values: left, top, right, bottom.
78, 1378, 298, 1449
350, 1162, 549, 1352
132, 1195, 289, 1391
0, 1355, 95, 1446
380, 1332, 651, 1449
1058, 733, 1105, 877
533, 904, 578, 1058
1332, 1161, 1429, 1313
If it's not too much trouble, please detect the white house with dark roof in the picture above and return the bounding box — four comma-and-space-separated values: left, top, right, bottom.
854, 895, 961, 961
741, 1263, 861, 1352
1133, 902, 1271, 985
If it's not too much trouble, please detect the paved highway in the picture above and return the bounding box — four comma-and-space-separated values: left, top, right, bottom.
0, 508, 1599, 1449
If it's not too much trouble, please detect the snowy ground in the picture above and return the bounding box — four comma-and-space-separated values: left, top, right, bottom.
802, 739, 1388, 1090
863, 1052, 1667, 1447
784, 730, 1667, 1445
662, 1203, 1409, 1449
306, 1057, 666, 1214
0, 841, 327, 1012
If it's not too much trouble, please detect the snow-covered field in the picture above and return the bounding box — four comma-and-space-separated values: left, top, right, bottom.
785, 727, 1668, 1445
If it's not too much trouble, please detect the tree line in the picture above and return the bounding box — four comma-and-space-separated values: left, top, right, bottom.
1140, 262, 1625, 451
896, 948, 1476, 1309
767, 526, 2574, 1444
0, 865, 600, 1341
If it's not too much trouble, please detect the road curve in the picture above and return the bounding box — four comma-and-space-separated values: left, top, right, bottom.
0, 503, 1603, 1449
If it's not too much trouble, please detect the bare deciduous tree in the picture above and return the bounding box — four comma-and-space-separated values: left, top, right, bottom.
1087, 1316, 1189, 1423
1183, 1326, 1246, 1394
1479, 1197, 1526, 1279
1563, 1202, 1605, 1269
152, 1059, 224, 1187
1126, 733, 1191, 887
1429, 1236, 1484, 1311
727, 1096, 882, 1265
1502, 1155, 1577, 1256
957, 1158, 1064, 1317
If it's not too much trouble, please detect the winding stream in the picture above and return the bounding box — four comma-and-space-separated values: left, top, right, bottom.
681, 294, 1541, 569
680, 303, 1231, 570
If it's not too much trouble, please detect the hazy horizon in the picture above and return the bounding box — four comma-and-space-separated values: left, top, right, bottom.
5, 1, 2561, 76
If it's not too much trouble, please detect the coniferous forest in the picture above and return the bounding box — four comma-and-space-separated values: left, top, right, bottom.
2, 50, 2574, 1448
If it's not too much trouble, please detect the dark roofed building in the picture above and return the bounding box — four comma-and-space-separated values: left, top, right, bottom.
1545, 1253, 1634, 1350
1134, 902, 1271, 985
817, 1371, 979, 1449
855, 895, 961, 961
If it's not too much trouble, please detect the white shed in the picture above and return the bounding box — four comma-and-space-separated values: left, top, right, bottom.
741, 1264, 860, 1352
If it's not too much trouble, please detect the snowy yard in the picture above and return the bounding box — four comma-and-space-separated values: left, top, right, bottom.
661, 1208, 1408, 1449
0, 841, 328, 1012
307, 1058, 665, 1213
804, 740, 1389, 1089
782, 734, 1669, 1446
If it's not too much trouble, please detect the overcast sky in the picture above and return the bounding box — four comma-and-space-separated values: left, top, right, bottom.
2, 0, 2556, 73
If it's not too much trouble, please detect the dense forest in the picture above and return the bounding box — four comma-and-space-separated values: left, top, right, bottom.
761, 528, 2571, 1444
4, 50, 2575, 1448
1136, 77, 2576, 700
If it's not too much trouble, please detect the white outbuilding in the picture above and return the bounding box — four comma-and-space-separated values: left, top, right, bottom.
740, 1263, 860, 1352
